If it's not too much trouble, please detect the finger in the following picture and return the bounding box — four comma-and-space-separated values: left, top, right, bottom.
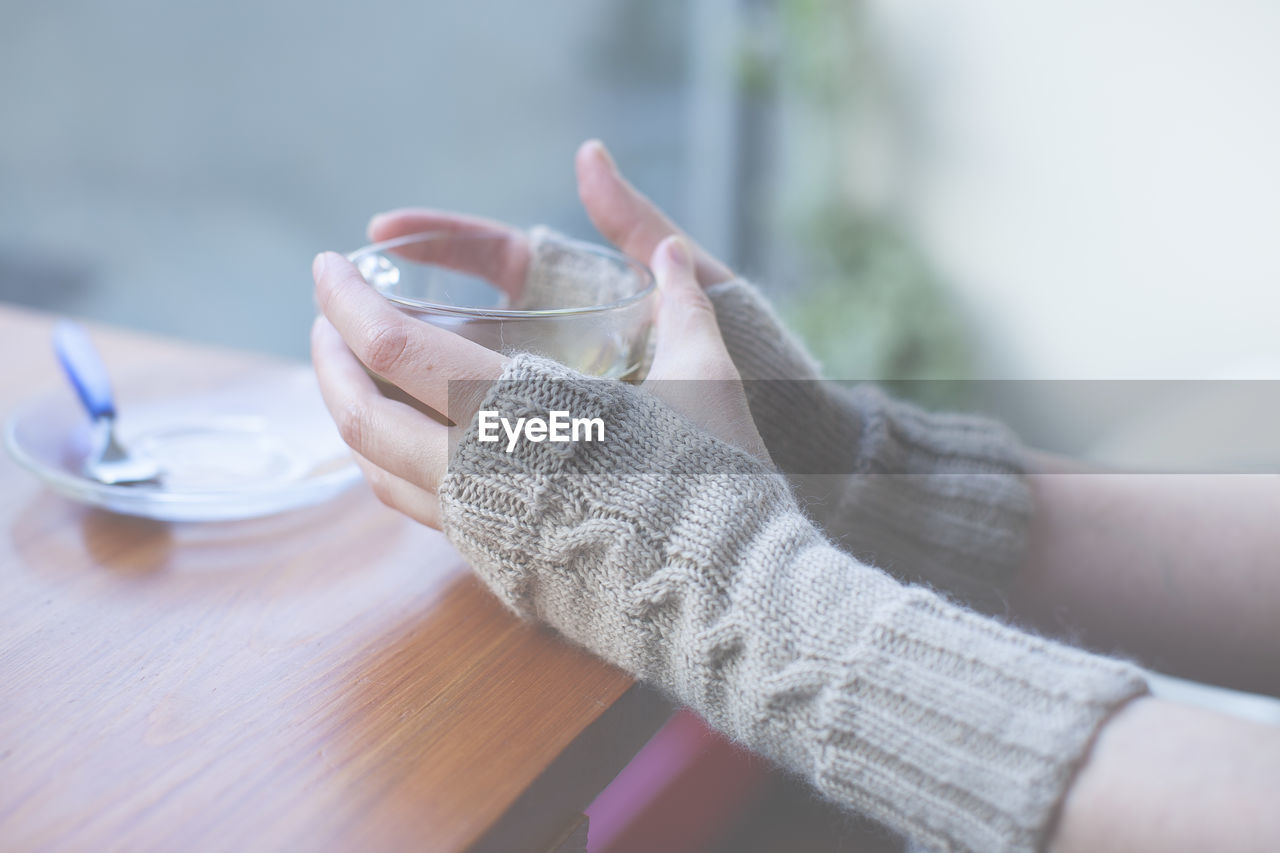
575, 139, 735, 287
313, 251, 507, 420
647, 236, 738, 382
364, 209, 531, 296
367, 208, 516, 244
644, 238, 770, 460
351, 450, 441, 529
311, 314, 450, 493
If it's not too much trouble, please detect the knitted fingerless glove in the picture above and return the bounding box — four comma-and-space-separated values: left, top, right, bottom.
519, 229, 1030, 612
439, 354, 1147, 853
707, 277, 1032, 614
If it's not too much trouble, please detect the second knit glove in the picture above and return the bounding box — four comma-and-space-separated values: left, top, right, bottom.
707, 277, 1032, 614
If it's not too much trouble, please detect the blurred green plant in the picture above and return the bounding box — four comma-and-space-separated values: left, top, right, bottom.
763, 0, 976, 406
783, 205, 973, 390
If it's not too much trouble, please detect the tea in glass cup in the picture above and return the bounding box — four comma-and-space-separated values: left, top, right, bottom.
346, 228, 656, 384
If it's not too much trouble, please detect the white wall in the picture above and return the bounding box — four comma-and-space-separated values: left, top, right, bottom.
866, 1, 1280, 380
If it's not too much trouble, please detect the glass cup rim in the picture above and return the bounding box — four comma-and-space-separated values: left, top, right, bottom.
345, 230, 657, 319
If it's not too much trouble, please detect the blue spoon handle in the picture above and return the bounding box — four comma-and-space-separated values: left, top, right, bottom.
53, 320, 116, 420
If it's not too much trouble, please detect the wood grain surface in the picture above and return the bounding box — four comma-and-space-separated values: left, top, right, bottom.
0, 305, 665, 852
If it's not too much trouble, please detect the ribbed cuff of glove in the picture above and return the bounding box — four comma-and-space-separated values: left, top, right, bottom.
439, 354, 1148, 853
708, 277, 1033, 613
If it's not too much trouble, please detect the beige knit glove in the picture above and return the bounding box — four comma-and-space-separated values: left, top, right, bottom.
706, 278, 1032, 614
522, 227, 1032, 614
439, 354, 1147, 853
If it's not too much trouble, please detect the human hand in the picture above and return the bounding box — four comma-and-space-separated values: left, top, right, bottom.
572, 138, 735, 287
365, 140, 735, 291
310, 234, 767, 530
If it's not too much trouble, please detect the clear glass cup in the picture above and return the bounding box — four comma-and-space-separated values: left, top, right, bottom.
346, 229, 657, 382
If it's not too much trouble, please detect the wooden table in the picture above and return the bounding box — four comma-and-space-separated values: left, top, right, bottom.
0, 305, 669, 852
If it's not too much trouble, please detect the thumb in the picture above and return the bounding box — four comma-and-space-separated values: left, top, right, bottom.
576, 139, 735, 287
647, 236, 737, 381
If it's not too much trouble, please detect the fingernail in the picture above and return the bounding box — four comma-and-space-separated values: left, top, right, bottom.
586, 138, 616, 171
312, 252, 329, 278
664, 237, 690, 269
367, 211, 391, 238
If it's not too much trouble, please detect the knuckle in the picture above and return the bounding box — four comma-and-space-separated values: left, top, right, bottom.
620, 220, 656, 252
670, 286, 714, 317
362, 319, 412, 376
336, 402, 371, 455
419, 459, 443, 495
695, 350, 741, 382
711, 355, 742, 382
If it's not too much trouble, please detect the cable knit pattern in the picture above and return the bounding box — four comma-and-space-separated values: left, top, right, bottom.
439, 354, 1148, 853
707, 277, 1032, 613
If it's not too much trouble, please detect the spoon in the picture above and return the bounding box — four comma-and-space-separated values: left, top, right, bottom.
53, 320, 162, 486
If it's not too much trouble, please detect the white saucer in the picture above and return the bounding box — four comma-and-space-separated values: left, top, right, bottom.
4, 364, 361, 521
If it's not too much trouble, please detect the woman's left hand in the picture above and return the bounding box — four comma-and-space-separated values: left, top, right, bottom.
311, 232, 768, 530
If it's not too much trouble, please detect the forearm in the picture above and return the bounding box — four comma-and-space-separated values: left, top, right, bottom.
1049, 696, 1280, 853
1014, 454, 1280, 696
440, 355, 1146, 853
534, 248, 1280, 693
712, 276, 1280, 696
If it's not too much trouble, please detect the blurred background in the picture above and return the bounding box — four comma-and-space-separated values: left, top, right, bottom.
4, 0, 1280, 444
